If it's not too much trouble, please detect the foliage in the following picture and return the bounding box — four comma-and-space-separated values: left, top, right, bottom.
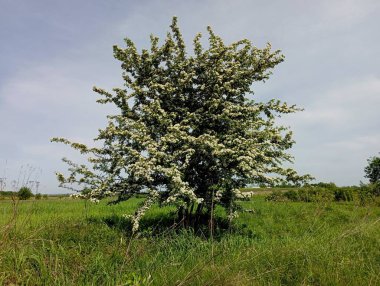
283, 189, 299, 201
52, 17, 310, 231
333, 187, 354, 202
0, 191, 16, 197
17, 187, 34, 200
364, 155, 380, 183
265, 190, 288, 202
294, 187, 333, 202
273, 183, 298, 188
358, 182, 380, 206
266, 186, 355, 203
310, 182, 337, 189
35, 193, 42, 200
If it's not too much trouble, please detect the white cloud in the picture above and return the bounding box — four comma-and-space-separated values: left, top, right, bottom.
325, 134, 380, 151
290, 76, 380, 127
1, 65, 89, 113
282, 75, 380, 185
320, 0, 379, 29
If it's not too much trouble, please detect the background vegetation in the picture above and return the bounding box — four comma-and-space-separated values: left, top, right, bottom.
17, 187, 34, 200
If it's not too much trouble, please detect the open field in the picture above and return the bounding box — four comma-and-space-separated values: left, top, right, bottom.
1, 196, 379, 285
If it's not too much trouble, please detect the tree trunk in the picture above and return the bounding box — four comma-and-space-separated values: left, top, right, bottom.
193, 203, 204, 228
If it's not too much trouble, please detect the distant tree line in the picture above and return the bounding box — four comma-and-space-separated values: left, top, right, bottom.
0, 188, 49, 200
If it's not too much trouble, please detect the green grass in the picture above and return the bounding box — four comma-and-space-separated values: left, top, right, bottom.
1, 197, 379, 285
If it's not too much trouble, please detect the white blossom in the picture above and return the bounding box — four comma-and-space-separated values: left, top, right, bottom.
52, 17, 312, 232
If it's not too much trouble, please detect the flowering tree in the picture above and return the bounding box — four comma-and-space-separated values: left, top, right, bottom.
52, 17, 310, 232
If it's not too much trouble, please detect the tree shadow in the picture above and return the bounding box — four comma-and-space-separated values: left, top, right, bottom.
87, 211, 257, 240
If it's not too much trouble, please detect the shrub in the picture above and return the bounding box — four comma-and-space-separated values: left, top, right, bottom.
266, 185, 376, 205
311, 182, 337, 189
371, 182, 380, 197
18, 187, 34, 200
35, 193, 42, 200
333, 188, 354, 202
267, 187, 335, 203
359, 183, 380, 205
283, 190, 300, 201
266, 190, 288, 202
297, 187, 334, 202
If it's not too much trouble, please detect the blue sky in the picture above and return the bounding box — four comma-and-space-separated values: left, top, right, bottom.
1, 0, 379, 193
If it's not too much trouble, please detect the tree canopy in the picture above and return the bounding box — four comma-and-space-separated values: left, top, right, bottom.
52, 17, 310, 231
364, 155, 380, 184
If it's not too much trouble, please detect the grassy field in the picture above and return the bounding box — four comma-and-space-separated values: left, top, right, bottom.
1, 195, 379, 285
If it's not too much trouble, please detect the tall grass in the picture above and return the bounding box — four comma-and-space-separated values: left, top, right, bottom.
0, 196, 379, 285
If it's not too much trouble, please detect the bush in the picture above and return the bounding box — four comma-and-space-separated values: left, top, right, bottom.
18, 187, 34, 200
264, 185, 374, 205
0, 191, 16, 197
311, 182, 337, 189
35, 193, 42, 200
283, 190, 300, 201
267, 187, 339, 203
265, 190, 288, 202
296, 187, 334, 202
333, 188, 354, 202
371, 182, 380, 197
43, 194, 48, 199
358, 183, 380, 205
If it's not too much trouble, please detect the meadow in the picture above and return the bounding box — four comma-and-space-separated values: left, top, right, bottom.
1, 193, 379, 285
